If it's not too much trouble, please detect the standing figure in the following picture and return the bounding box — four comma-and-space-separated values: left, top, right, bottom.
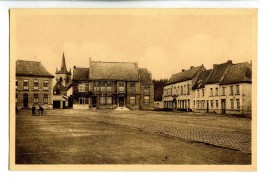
39, 105, 44, 116
32, 104, 36, 116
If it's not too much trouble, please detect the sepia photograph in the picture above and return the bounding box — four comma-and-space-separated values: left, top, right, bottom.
9, 8, 257, 170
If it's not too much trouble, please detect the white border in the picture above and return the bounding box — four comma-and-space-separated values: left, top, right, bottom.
1, 1, 259, 188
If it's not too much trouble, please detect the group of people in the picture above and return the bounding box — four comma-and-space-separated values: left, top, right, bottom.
32, 104, 44, 116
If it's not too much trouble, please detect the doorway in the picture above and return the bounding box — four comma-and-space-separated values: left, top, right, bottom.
221, 99, 226, 114
23, 94, 29, 108
92, 96, 97, 107
118, 97, 124, 107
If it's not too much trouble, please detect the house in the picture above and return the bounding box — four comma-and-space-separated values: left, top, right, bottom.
219, 62, 252, 115
72, 59, 154, 110
192, 60, 252, 115
53, 53, 73, 109
16, 60, 54, 109
163, 65, 205, 111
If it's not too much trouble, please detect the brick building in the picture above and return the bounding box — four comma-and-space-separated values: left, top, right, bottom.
16, 60, 54, 109
72, 60, 154, 110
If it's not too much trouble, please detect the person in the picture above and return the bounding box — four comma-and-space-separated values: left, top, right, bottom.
32, 104, 36, 116
39, 105, 44, 116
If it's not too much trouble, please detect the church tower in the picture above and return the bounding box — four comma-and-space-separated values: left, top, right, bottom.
55, 53, 71, 87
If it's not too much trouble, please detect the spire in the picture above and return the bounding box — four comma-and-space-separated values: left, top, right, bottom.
61, 52, 67, 72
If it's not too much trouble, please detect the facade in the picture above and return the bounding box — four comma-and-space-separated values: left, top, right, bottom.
165, 60, 252, 115
163, 65, 205, 111
72, 60, 154, 110
16, 60, 54, 109
53, 53, 73, 109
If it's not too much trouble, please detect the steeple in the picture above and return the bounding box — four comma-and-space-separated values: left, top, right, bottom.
61, 52, 68, 72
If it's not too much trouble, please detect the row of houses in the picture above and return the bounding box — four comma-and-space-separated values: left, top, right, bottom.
15, 54, 154, 110
163, 60, 252, 115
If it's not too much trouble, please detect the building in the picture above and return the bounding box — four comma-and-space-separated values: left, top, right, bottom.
72, 59, 154, 110
163, 65, 205, 111
16, 60, 54, 109
191, 60, 252, 115
53, 53, 73, 109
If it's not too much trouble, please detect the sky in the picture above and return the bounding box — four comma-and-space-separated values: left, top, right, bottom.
11, 9, 256, 79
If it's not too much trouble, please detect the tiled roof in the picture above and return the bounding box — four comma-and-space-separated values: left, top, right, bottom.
192, 69, 212, 89
72, 67, 90, 81
89, 61, 139, 81
139, 68, 152, 84
166, 65, 204, 85
16, 60, 54, 78
205, 61, 233, 84
220, 62, 252, 85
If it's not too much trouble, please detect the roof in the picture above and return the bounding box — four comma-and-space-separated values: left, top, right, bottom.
56, 53, 71, 74
139, 68, 152, 84
220, 62, 252, 85
192, 69, 212, 89
53, 82, 68, 91
166, 65, 204, 85
72, 67, 90, 81
89, 61, 139, 81
205, 61, 233, 84
16, 60, 54, 78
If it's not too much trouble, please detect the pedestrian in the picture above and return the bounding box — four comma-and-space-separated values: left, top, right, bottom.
32, 104, 36, 116
39, 105, 44, 116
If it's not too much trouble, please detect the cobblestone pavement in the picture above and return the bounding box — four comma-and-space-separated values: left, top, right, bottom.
83, 110, 251, 153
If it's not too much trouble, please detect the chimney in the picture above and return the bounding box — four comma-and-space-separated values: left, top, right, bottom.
182, 69, 185, 72
190, 66, 194, 69
74, 66, 76, 69
227, 60, 232, 63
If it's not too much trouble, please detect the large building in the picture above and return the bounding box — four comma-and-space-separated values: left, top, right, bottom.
163, 60, 252, 115
16, 60, 55, 109
72, 59, 154, 110
163, 65, 205, 111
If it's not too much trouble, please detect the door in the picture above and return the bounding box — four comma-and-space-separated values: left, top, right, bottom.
53, 101, 60, 109
221, 99, 226, 114
119, 97, 124, 107
23, 94, 29, 108
206, 101, 209, 113
92, 96, 97, 107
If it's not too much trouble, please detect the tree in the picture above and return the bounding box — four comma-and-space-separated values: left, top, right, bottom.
152, 79, 168, 101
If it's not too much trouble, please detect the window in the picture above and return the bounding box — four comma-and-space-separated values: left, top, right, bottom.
78, 83, 86, 92
107, 82, 112, 92
144, 96, 149, 106
144, 85, 150, 95
43, 94, 48, 104
177, 86, 179, 95
202, 100, 205, 109
210, 100, 213, 108
216, 100, 219, 109
59, 77, 62, 82
230, 86, 234, 95
193, 101, 195, 108
187, 84, 190, 95
236, 99, 240, 110
43, 81, 48, 90
100, 97, 105, 105
184, 85, 186, 95
222, 87, 225, 95
215, 87, 218, 96
33, 80, 39, 90
236, 85, 240, 95
230, 99, 234, 109
202, 89, 205, 97
210, 88, 213, 96
197, 101, 200, 109
107, 97, 112, 105
130, 82, 135, 92
16, 80, 18, 89
79, 97, 88, 105
33, 94, 39, 103
130, 96, 135, 105
197, 90, 200, 98
181, 86, 183, 95
23, 80, 29, 90
119, 82, 124, 92
94, 82, 99, 91
100, 82, 105, 91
